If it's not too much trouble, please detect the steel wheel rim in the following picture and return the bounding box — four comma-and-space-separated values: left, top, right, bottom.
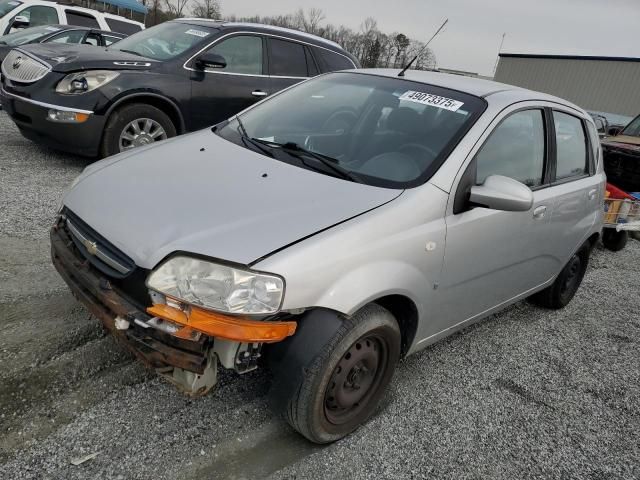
561, 256, 581, 295
118, 118, 167, 152
324, 334, 388, 425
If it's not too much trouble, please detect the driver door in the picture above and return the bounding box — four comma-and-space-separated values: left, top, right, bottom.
188, 34, 270, 130
430, 107, 559, 337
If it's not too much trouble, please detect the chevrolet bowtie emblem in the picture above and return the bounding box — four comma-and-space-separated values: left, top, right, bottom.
12, 56, 22, 70
84, 239, 98, 256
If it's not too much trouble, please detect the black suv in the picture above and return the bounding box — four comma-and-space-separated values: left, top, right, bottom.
0, 19, 359, 157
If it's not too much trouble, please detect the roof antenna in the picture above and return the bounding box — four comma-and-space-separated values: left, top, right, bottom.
398, 18, 448, 77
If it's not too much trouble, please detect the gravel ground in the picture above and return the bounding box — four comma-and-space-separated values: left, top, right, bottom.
0, 111, 639, 479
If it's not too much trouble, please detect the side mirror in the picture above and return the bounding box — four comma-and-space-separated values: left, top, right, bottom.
195, 52, 227, 70
12, 15, 29, 28
607, 126, 622, 137
469, 175, 533, 212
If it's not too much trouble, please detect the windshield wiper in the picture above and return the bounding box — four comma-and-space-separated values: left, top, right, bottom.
235, 116, 275, 158
117, 48, 145, 58
255, 140, 361, 183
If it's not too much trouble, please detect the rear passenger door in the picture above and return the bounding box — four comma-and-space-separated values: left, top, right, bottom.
267, 37, 317, 93
543, 109, 602, 263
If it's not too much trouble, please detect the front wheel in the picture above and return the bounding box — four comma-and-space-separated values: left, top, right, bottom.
283, 304, 401, 444
100, 103, 177, 158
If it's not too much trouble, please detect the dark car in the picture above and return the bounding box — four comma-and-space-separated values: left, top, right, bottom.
601, 113, 640, 192
0, 19, 360, 157
0, 24, 126, 62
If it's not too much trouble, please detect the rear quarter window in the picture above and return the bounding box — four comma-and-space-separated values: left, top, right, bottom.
105, 18, 141, 35
65, 10, 100, 29
314, 47, 355, 72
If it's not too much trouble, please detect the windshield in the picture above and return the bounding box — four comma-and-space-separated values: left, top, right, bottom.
621, 114, 640, 137
112, 21, 216, 61
217, 72, 485, 188
0, 0, 20, 18
0, 25, 60, 46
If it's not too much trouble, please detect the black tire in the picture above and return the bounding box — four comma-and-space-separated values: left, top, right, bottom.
602, 229, 628, 252
529, 248, 589, 309
283, 304, 401, 444
100, 103, 177, 158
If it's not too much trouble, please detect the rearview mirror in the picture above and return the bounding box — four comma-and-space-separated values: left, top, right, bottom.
195, 52, 227, 70
12, 15, 29, 28
469, 175, 533, 212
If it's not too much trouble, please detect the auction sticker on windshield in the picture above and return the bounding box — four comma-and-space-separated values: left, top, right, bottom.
400, 91, 464, 112
185, 29, 210, 38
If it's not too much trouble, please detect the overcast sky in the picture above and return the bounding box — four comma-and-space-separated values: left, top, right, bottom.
222, 0, 640, 76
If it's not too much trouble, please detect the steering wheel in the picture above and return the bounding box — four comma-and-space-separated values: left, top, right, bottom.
399, 143, 438, 165
322, 109, 358, 133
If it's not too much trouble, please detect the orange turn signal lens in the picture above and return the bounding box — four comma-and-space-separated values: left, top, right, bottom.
147, 304, 297, 343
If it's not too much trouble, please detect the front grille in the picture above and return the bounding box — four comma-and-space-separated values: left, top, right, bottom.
1, 49, 50, 84
64, 209, 136, 279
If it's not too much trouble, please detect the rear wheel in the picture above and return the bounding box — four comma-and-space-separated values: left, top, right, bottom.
100, 103, 176, 158
529, 248, 589, 309
283, 304, 401, 443
602, 229, 628, 252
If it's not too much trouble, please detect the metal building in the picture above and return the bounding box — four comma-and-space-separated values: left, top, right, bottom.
494, 53, 640, 117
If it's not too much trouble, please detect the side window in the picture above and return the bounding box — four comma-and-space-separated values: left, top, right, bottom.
586, 121, 600, 169
11, 5, 58, 28
475, 109, 546, 188
46, 30, 86, 44
84, 32, 100, 46
103, 35, 121, 46
314, 47, 355, 72
65, 10, 100, 29
269, 38, 308, 77
207, 35, 263, 75
305, 46, 318, 76
553, 111, 588, 180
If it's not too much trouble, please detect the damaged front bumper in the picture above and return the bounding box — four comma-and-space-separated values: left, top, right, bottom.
50, 217, 289, 395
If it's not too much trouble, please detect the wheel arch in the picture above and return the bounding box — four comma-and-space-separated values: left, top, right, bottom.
370, 294, 418, 357
104, 93, 186, 134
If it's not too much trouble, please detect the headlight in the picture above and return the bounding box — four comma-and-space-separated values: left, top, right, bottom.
55, 70, 119, 95
146, 256, 285, 315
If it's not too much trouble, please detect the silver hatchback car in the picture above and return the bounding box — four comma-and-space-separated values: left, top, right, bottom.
52, 69, 605, 443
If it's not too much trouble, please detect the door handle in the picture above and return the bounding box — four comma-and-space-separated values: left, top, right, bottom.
588, 188, 598, 200
533, 205, 547, 219
252, 90, 268, 97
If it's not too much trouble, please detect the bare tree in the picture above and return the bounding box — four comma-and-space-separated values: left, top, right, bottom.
221, 8, 436, 71
164, 0, 189, 18
293, 7, 325, 34
192, 0, 221, 19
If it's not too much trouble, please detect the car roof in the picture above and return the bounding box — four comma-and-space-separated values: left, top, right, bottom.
174, 18, 345, 52
352, 68, 586, 113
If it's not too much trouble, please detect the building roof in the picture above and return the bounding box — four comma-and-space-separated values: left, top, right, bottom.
499, 53, 640, 63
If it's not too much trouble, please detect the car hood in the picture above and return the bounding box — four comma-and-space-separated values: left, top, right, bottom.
63, 130, 403, 269
18, 43, 159, 73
